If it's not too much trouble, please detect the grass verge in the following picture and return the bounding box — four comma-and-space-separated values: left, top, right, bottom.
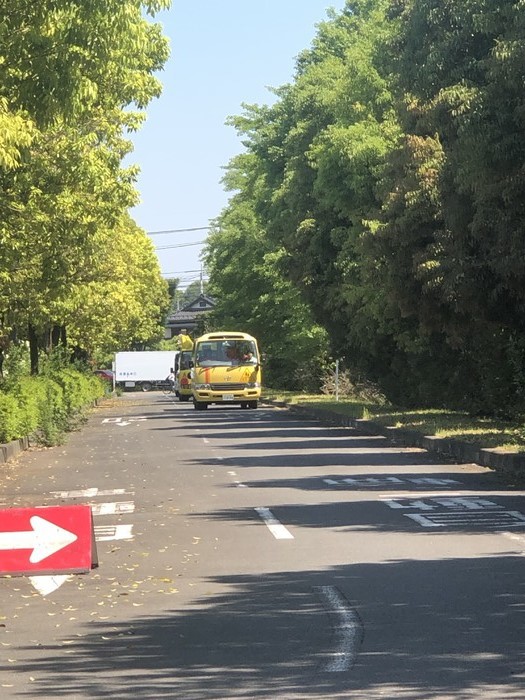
262, 390, 525, 453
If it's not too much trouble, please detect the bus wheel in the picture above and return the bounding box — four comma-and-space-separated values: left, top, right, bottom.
248, 401, 258, 409
194, 400, 207, 410
141, 382, 152, 392
241, 402, 249, 409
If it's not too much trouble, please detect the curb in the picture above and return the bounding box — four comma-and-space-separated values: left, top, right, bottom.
264, 400, 525, 478
0, 437, 30, 464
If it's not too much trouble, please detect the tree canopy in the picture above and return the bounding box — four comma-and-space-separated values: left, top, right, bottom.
0, 1, 171, 370
206, 0, 525, 413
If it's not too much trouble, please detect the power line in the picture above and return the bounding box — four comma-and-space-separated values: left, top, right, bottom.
162, 268, 204, 274
162, 274, 209, 280
147, 227, 212, 235
155, 241, 205, 250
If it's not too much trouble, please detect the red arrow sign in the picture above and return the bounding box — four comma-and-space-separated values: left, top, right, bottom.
0, 505, 96, 576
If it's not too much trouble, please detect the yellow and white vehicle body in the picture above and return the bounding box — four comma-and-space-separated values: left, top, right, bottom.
191, 332, 262, 410
175, 349, 193, 402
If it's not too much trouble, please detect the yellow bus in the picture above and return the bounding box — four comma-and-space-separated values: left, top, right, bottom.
191, 331, 262, 410
174, 349, 193, 402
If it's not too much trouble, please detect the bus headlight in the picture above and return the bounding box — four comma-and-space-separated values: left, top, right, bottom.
193, 383, 211, 390
245, 382, 260, 388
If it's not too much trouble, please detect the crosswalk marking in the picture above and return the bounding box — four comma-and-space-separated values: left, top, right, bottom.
405, 510, 525, 528
94, 524, 134, 541
89, 501, 135, 516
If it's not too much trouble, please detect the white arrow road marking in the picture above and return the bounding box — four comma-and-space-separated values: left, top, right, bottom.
314, 586, 363, 672
29, 523, 135, 597
254, 507, 294, 539
0, 516, 78, 564
102, 417, 147, 426
29, 574, 72, 596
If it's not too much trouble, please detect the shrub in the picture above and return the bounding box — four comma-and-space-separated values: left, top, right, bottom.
0, 393, 23, 443
0, 368, 106, 447
11, 377, 43, 437
36, 379, 66, 446
321, 367, 388, 405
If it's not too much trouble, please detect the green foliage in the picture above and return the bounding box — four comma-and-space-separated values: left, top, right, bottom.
11, 377, 44, 438
31, 379, 69, 446
0, 367, 105, 446
204, 200, 329, 390
0, 2, 172, 363
212, 0, 525, 417
1, 344, 31, 389
0, 393, 23, 443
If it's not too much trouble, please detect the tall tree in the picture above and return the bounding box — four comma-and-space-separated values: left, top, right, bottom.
0, 1, 171, 366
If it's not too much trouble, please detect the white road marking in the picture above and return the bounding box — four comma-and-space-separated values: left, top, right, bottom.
234, 481, 248, 488
380, 492, 463, 500
89, 501, 135, 516
314, 585, 363, 672
325, 477, 461, 487
94, 524, 134, 541
102, 416, 147, 424
405, 511, 525, 528
51, 488, 133, 499
254, 507, 294, 539
203, 438, 210, 444
29, 574, 72, 596
501, 531, 525, 554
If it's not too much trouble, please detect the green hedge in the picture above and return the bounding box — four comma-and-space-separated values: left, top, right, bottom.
0, 370, 107, 446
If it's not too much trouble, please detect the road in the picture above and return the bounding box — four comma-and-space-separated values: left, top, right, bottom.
0, 393, 524, 699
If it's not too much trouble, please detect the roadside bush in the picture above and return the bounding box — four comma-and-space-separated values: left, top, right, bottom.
0, 393, 24, 443
0, 368, 106, 447
321, 367, 388, 405
36, 379, 66, 446
11, 377, 43, 437
0, 344, 31, 391
50, 368, 102, 415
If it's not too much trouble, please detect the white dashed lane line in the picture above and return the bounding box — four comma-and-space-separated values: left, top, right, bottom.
254, 507, 294, 540
314, 585, 364, 672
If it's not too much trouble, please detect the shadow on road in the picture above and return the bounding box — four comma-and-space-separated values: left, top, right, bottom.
13, 558, 525, 699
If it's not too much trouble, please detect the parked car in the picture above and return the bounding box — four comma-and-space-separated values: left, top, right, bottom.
94, 369, 114, 383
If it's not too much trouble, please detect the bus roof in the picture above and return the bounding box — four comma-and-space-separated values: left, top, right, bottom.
195, 332, 257, 343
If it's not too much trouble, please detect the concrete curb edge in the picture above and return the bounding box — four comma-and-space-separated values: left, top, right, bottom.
262, 399, 525, 478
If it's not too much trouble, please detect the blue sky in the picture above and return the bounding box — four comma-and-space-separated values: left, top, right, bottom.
129, 1, 346, 288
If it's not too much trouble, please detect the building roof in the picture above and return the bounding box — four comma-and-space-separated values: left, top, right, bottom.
165, 294, 215, 331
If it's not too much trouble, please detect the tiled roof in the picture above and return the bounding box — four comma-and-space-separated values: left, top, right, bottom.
167, 311, 198, 322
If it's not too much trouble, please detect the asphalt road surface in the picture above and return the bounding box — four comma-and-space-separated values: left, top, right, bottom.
0, 393, 524, 699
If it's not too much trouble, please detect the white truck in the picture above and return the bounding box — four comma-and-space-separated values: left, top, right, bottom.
114, 351, 179, 391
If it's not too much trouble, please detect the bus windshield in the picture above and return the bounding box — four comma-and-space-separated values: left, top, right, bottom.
195, 339, 258, 367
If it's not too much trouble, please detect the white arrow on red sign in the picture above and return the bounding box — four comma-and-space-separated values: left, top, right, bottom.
0, 505, 96, 576
0, 515, 78, 564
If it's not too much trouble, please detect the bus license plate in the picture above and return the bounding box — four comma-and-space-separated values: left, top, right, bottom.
222, 393, 234, 401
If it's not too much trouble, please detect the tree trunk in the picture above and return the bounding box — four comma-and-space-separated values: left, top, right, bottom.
28, 324, 39, 375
